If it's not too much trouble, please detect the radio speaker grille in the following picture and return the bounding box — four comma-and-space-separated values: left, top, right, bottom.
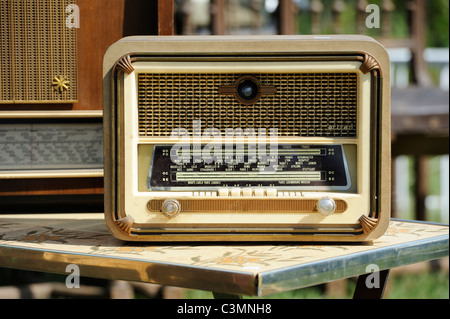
0, 0, 77, 103
138, 72, 357, 137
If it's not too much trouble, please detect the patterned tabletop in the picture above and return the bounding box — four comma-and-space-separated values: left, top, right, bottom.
0, 214, 448, 296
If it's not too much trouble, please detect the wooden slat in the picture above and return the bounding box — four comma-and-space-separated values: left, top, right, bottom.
210, 0, 226, 35
158, 0, 174, 35
409, 0, 433, 87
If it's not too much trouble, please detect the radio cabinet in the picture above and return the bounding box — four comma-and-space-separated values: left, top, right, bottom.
103, 35, 391, 242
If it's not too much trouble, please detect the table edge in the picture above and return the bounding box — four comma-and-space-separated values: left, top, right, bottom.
257, 233, 449, 296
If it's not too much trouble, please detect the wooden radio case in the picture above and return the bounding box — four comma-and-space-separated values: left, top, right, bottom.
103, 35, 391, 242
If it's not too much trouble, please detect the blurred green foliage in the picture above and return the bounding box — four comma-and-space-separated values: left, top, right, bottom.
426, 0, 449, 47
296, 0, 449, 47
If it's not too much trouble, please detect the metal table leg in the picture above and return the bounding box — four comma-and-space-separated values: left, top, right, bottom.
213, 292, 243, 299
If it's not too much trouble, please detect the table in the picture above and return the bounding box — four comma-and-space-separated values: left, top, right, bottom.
0, 214, 448, 298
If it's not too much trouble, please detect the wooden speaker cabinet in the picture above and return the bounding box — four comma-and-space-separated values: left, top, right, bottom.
0, 0, 78, 104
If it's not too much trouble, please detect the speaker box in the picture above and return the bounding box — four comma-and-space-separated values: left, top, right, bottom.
0, 0, 77, 103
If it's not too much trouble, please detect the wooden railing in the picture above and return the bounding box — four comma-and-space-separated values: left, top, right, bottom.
176, 0, 431, 86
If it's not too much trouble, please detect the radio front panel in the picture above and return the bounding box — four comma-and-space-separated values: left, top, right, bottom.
0, 122, 102, 171
103, 36, 391, 241
146, 144, 352, 191
0, 115, 104, 180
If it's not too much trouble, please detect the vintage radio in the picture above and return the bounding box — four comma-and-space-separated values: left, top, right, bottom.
103, 35, 391, 242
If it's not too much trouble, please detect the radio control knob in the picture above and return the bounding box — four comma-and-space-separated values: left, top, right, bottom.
317, 197, 336, 216
161, 199, 181, 218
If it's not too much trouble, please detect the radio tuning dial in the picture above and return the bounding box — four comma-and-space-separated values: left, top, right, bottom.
317, 197, 336, 216
161, 199, 181, 218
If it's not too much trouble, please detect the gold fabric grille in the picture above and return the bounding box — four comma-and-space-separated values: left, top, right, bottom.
0, 0, 77, 103
138, 72, 357, 137
147, 199, 348, 213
